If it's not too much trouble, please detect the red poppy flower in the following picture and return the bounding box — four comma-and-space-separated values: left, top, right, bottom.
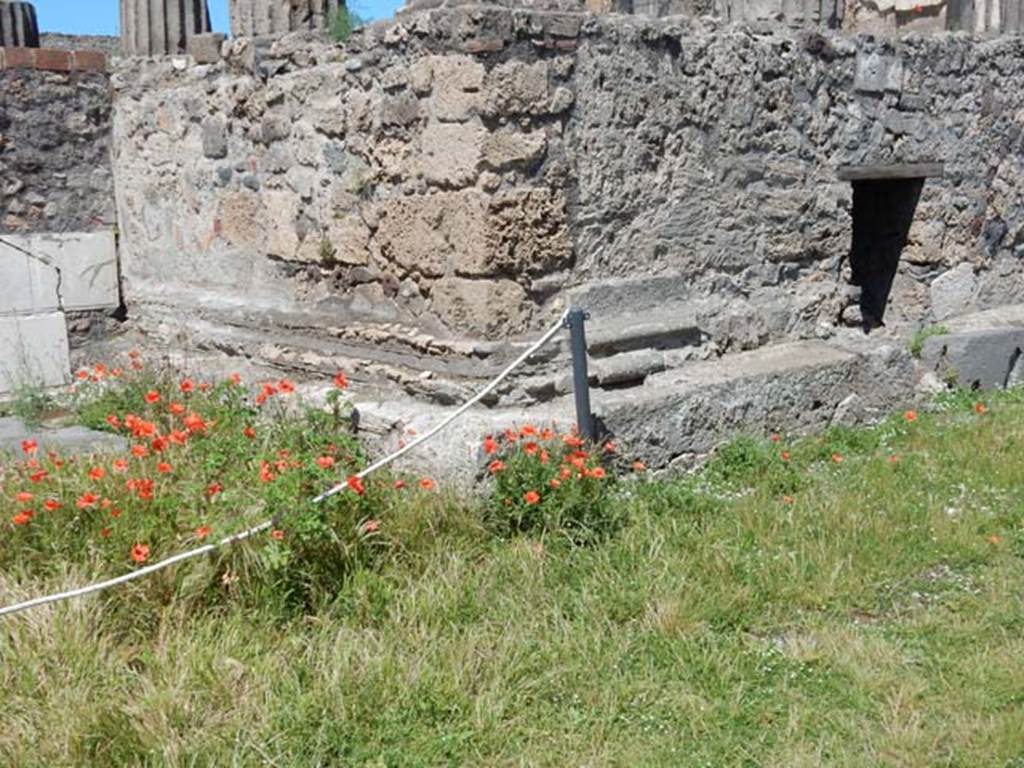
89, 467, 106, 481
587, 467, 607, 479
77, 492, 99, 509
362, 519, 381, 534
549, 478, 561, 489
632, 461, 646, 472
43, 499, 61, 511
130, 543, 150, 563
207, 482, 223, 497
316, 456, 335, 469
539, 450, 550, 464
520, 425, 538, 437
904, 410, 918, 423
15, 491, 34, 503
106, 414, 121, 429
229, 373, 242, 386
195, 525, 212, 540
243, 426, 256, 439
29, 470, 47, 483
333, 371, 349, 390
169, 402, 186, 416
483, 436, 499, 455
277, 379, 296, 395
770, 433, 781, 443
563, 435, 584, 448
156, 462, 173, 474
394, 479, 407, 490
183, 413, 208, 433
20, 439, 38, 456
781, 451, 791, 462
151, 436, 169, 453
271, 529, 285, 541
112, 459, 129, 473
524, 442, 539, 456
100, 527, 111, 539
524, 490, 541, 505
131, 444, 149, 458
168, 430, 188, 445
488, 460, 505, 475
179, 378, 195, 393
12, 511, 33, 526
604, 441, 617, 454
831, 453, 844, 464
144, 390, 161, 404
76, 370, 90, 381
347, 475, 366, 495
419, 478, 436, 491
540, 428, 555, 441
975, 402, 988, 415
259, 462, 275, 483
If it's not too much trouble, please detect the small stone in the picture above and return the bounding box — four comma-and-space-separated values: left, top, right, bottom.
201, 117, 229, 159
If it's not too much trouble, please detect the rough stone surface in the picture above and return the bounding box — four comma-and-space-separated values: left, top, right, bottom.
921, 328, 1024, 389
0, 312, 70, 392
0, 417, 129, 454
930, 263, 977, 321
0, 66, 113, 234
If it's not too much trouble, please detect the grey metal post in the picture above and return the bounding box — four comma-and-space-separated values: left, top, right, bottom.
565, 308, 597, 443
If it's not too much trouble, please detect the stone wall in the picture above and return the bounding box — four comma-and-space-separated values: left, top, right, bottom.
0, 48, 114, 234
109, 8, 1024, 397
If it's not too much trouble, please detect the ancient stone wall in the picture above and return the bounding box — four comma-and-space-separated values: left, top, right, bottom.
109, 8, 1024, 396
0, 48, 114, 234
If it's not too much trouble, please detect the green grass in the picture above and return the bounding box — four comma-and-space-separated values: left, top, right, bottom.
2, 370, 1024, 765
909, 324, 950, 359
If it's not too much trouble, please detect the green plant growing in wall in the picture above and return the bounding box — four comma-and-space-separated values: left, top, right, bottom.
329, 6, 367, 43
909, 324, 950, 359
319, 236, 339, 267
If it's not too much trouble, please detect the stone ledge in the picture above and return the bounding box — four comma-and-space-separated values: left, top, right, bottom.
0, 46, 107, 73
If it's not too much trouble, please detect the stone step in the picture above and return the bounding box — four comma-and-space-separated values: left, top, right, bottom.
594, 339, 916, 469
919, 303, 1024, 390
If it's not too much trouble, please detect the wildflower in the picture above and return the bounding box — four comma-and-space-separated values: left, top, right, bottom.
632, 461, 647, 472
520, 425, 538, 438
243, 426, 256, 439
76, 369, 90, 381
169, 402, 186, 416
131, 360, 144, 371
419, 477, 436, 491
540, 428, 556, 441
131, 444, 149, 458
259, 462, 275, 483
334, 371, 349, 390
524, 490, 541, 505
271, 529, 285, 541
483, 436, 499, 455
563, 434, 584, 448
195, 525, 212, 540
604, 441, 617, 453
77, 492, 99, 509
106, 414, 121, 429
130, 543, 150, 564
831, 453, 844, 464
167, 429, 187, 445
488, 460, 506, 475
151, 436, 169, 453
362, 519, 381, 534
207, 482, 223, 497
587, 467, 607, 480
782, 495, 795, 505
278, 379, 296, 395
316, 455, 335, 469
560, 466, 573, 480
144, 390, 161, 404
183, 413, 208, 434
110, 508, 122, 518
889, 455, 901, 464
347, 475, 366, 495
112, 459, 129, 473
904, 410, 918, 423
111, 368, 123, 377
180, 378, 196, 393
89, 467, 106, 481
100, 527, 111, 539
229, 373, 242, 386
549, 478, 561, 489
539, 450, 550, 464
781, 451, 791, 462
43, 499, 61, 511
29, 470, 47, 483
127, 478, 154, 501
157, 462, 173, 474
988, 534, 1002, 545
394, 479, 407, 490
15, 491, 33, 503
975, 402, 988, 415
503, 428, 519, 443
20, 439, 38, 456
524, 442, 539, 456
199, 382, 211, 392
770, 433, 781, 443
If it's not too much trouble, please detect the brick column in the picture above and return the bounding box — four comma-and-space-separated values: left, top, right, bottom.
0, 1, 40, 48
228, 0, 341, 38
120, 0, 213, 56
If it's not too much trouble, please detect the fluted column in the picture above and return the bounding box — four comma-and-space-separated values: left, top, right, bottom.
229, 0, 341, 38
120, 0, 213, 56
0, 1, 40, 48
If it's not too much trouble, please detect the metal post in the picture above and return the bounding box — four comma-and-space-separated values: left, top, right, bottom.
565, 308, 597, 443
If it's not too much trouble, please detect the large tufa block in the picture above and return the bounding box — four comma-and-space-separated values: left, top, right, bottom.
0, 1, 40, 47
120, 0, 213, 56
0, 313, 70, 394
228, 0, 341, 38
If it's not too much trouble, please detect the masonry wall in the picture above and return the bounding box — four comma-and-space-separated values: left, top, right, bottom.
109, 9, 1024, 391
0, 47, 114, 234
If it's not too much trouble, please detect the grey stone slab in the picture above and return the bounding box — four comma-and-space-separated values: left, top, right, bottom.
0, 239, 60, 315
854, 50, 904, 94
0, 417, 128, 455
920, 328, 1024, 390
0, 312, 70, 394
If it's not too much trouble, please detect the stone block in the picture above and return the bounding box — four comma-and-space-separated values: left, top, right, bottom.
72, 50, 107, 71
416, 122, 484, 187
920, 328, 1024, 389
854, 50, 903, 94
429, 277, 530, 337
187, 31, 225, 64
0, 231, 119, 313
483, 60, 550, 116
429, 54, 486, 122
930, 263, 976, 320
480, 128, 547, 170
0, 312, 70, 394
201, 116, 229, 159
33, 47, 71, 71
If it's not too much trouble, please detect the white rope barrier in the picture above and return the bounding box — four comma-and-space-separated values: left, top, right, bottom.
0, 311, 569, 618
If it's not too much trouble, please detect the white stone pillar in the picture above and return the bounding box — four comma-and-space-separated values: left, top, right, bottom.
0, 1, 40, 48
120, 0, 213, 56
228, 0, 342, 38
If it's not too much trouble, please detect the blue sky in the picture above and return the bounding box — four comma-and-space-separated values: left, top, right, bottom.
32, 0, 399, 36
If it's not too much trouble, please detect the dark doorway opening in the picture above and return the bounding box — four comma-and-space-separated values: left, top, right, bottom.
847, 177, 923, 329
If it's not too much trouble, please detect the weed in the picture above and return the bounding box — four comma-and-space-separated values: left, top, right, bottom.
908, 323, 949, 358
